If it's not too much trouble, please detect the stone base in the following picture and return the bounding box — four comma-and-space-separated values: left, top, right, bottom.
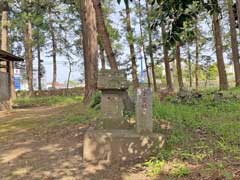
83, 130, 164, 163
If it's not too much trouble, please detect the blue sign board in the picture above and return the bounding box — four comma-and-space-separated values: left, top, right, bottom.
14, 77, 21, 90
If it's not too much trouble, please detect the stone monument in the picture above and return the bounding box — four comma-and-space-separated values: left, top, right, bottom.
97, 70, 129, 129
83, 70, 164, 163
136, 88, 153, 134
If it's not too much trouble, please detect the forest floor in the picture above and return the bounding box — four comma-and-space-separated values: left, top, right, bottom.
0, 99, 149, 180
0, 92, 239, 180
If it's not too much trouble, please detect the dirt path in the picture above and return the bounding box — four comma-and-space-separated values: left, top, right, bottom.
0, 105, 149, 180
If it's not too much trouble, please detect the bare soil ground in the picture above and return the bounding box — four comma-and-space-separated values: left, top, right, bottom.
0, 104, 149, 180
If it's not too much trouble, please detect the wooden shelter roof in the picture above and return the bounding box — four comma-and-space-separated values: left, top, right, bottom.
0, 50, 24, 62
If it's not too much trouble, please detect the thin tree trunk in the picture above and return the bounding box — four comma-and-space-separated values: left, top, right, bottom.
145, 1, 157, 92
37, 32, 42, 91
162, 24, 173, 91
100, 46, 106, 70
195, 30, 199, 91
80, 0, 98, 103
24, 21, 33, 92
212, 8, 228, 90
226, 0, 240, 86
49, 7, 57, 90
138, 0, 150, 88
92, 0, 118, 70
125, 2, 139, 89
67, 62, 72, 90
187, 44, 192, 88
176, 42, 184, 91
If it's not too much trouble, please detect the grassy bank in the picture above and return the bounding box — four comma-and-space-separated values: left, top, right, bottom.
146, 88, 240, 179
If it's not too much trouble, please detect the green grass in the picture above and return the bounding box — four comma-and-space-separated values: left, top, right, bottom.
14, 96, 83, 107
145, 88, 240, 178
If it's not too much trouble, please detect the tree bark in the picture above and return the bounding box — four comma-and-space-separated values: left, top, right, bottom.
24, 21, 33, 92
92, 0, 118, 70
48, 7, 57, 90
162, 24, 173, 91
226, 0, 240, 86
145, 1, 157, 92
1, 2, 16, 100
138, 0, 150, 87
195, 29, 199, 91
80, 0, 98, 103
176, 42, 184, 91
125, 2, 139, 89
187, 44, 192, 88
37, 31, 42, 91
236, 0, 240, 33
212, 10, 228, 90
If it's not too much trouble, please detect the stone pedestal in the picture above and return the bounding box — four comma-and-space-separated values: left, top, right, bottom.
83, 130, 164, 163
83, 70, 164, 163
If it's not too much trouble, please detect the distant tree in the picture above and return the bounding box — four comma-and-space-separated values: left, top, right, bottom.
225, 0, 240, 87
176, 42, 184, 91
145, 0, 157, 92
161, 24, 173, 91
136, 0, 151, 87
124, 2, 139, 89
211, 0, 228, 90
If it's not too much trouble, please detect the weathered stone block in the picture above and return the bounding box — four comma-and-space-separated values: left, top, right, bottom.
98, 91, 130, 129
98, 70, 128, 90
136, 88, 153, 134
83, 130, 164, 163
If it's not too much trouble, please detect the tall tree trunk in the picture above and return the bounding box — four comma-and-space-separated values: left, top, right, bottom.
80, 0, 98, 103
187, 44, 192, 88
1, 2, 8, 65
176, 42, 184, 91
100, 46, 106, 70
24, 21, 33, 92
236, 0, 240, 34
212, 7, 228, 90
1, 2, 16, 101
37, 32, 42, 91
125, 2, 139, 89
226, 0, 240, 86
49, 7, 57, 89
145, 1, 157, 92
138, 0, 150, 87
195, 29, 199, 91
92, 0, 118, 70
162, 24, 173, 91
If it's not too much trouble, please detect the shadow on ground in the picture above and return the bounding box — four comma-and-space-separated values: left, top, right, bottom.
0, 105, 149, 180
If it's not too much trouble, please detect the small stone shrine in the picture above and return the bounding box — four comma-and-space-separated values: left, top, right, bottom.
97, 70, 129, 129
83, 70, 164, 163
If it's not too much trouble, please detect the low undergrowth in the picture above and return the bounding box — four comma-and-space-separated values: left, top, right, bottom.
146, 88, 240, 179
14, 96, 83, 107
